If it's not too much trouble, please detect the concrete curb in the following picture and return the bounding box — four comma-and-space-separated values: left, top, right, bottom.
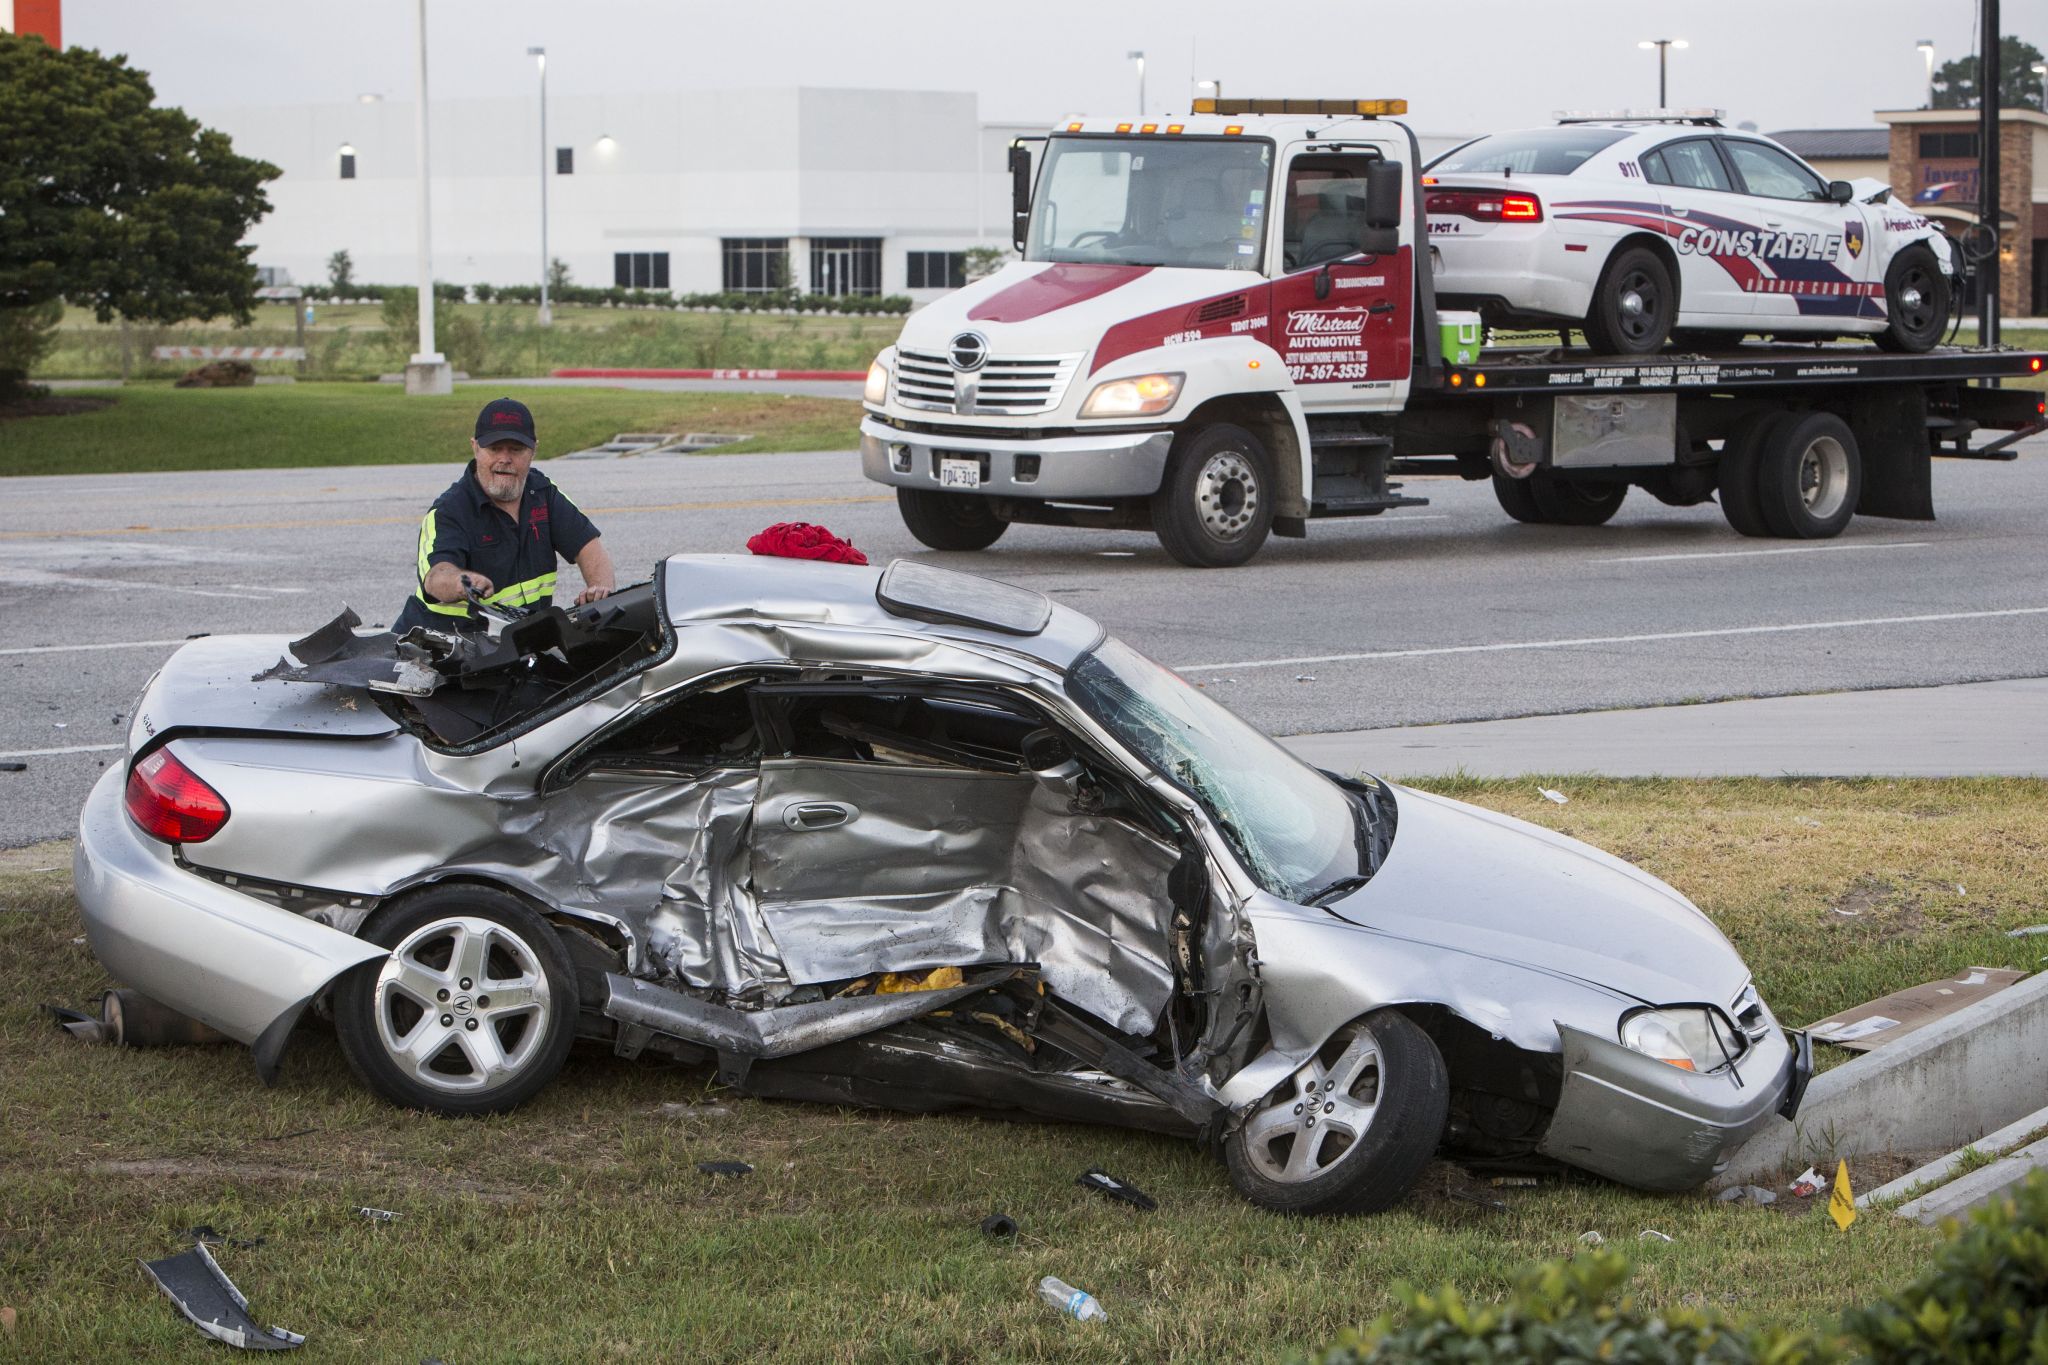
1715, 971, 2048, 1186
1859, 1101, 2048, 1208
1892, 1135, 2048, 1226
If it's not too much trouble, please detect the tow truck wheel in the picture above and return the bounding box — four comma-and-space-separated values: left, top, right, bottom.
1716, 411, 1785, 538
1875, 246, 1950, 354
1528, 474, 1628, 526
1153, 423, 1275, 568
1757, 411, 1860, 539
1583, 245, 1676, 355
897, 489, 1008, 552
1491, 471, 1547, 523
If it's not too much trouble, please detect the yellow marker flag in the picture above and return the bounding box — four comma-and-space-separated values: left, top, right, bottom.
1829, 1159, 1857, 1230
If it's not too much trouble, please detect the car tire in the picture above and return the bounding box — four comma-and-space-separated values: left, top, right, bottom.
1152, 423, 1275, 568
334, 885, 578, 1117
1583, 245, 1676, 355
1756, 410, 1860, 539
1529, 474, 1628, 526
1716, 411, 1783, 537
1875, 246, 1950, 354
1224, 1010, 1448, 1216
897, 489, 1008, 552
1491, 470, 1547, 523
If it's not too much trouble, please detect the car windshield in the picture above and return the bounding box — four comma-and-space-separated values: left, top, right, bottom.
1429, 128, 1628, 176
1069, 637, 1359, 902
1026, 136, 1274, 271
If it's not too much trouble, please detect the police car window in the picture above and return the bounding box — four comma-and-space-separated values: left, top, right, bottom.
1653, 140, 1733, 192
1722, 140, 1823, 200
1428, 128, 1628, 177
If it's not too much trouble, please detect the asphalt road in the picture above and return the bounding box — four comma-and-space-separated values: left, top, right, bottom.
4, 439, 2046, 845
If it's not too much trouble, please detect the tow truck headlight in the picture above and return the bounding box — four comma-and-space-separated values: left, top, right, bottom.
1079, 372, 1183, 418
1619, 1007, 1745, 1073
863, 358, 892, 406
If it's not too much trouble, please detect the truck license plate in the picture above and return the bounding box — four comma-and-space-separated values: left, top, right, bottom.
939, 457, 981, 489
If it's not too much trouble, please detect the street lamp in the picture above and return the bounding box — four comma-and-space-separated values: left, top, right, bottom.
1194, 78, 1221, 105
1917, 40, 1936, 108
2034, 61, 2047, 111
405, 0, 449, 395
1128, 50, 1145, 116
1636, 38, 1688, 108
528, 46, 551, 326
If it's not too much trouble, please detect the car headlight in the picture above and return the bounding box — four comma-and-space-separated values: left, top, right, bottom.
1079, 372, 1183, 418
1619, 1006, 1745, 1073
864, 357, 891, 406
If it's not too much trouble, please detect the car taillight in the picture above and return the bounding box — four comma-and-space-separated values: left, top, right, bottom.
124, 747, 229, 844
1425, 188, 1545, 223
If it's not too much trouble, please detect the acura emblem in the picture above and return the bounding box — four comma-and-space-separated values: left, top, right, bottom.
948, 331, 989, 372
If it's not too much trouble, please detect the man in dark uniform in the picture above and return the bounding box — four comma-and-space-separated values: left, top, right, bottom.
394, 398, 616, 633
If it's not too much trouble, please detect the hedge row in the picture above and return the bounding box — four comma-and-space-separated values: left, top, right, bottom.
293, 283, 911, 314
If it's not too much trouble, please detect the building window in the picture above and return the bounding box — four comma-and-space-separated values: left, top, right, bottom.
1918, 131, 1979, 159
722, 238, 790, 292
906, 251, 966, 289
556, 147, 574, 175
339, 153, 356, 180
811, 237, 882, 296
613, 253, 670, 289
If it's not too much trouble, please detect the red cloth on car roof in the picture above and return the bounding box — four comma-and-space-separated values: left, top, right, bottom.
745, 522, 869, 566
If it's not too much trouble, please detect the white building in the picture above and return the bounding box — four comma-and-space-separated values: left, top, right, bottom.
192, 87, 1042, 301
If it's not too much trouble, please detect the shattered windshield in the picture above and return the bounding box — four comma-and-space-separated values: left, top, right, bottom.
1026, 136, 1274, 271
1069, 638, 1358, 902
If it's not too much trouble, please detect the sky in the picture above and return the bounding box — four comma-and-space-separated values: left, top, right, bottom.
62, 1, 2044, 136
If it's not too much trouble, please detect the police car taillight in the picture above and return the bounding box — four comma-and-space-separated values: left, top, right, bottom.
1426, 189, 1545, 223
125, 746, 230, 844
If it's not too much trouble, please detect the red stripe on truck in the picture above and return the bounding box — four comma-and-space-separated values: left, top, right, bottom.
967, 263, 1153, 323
550, 368, 867, 381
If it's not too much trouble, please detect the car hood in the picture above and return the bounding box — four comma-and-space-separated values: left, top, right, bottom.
1324, 784, 1750, 1008
897, 261, 1253, 364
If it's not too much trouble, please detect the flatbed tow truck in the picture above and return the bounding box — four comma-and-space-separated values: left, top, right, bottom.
858, 98, 2047, 566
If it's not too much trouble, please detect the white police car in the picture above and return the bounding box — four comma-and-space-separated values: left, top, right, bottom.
1425, 112, 1955, 354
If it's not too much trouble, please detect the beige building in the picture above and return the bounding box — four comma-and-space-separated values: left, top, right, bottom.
1768, 128, 1889, 185
1874, 107, 2048, 316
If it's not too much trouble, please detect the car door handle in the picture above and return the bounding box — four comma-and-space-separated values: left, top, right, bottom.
1764, 220, 1784, 228
783, 801, 857, 831
1668, 207, 1690, 216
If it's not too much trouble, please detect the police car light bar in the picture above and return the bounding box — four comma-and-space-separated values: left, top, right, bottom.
1192, 98, 1408, 117
1554, 107, 1725, 125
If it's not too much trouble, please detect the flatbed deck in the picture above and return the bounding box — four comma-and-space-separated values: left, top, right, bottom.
1426, 343, 2048, 395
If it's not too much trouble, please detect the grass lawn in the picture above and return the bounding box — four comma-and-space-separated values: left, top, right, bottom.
6, 777, 2045, 1360
0, 383, 865, 477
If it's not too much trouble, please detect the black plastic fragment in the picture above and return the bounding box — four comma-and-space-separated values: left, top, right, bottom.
0, 761, 26, 772
1076, 1167, 1157, 1212
979, 1212, 1019, 1239
697, 1160, 753, 1176
181, 1225, 268, 1250
141, 1242, 303, 1351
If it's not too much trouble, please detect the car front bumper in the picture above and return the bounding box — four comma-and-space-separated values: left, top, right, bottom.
72, 764, 386, 1063
1537, 1022, 1809, 1191
859, 416, 1173, 500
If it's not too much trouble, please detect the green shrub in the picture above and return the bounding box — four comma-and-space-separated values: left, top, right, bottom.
1843, 1172, 2048, 1364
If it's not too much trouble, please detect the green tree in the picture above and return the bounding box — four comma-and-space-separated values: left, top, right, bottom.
547, 257, 572, 293
0, 32, 278, 397
962, 245, 1014, 282
327, 249, 356, 294
1932, 36, 2047, 109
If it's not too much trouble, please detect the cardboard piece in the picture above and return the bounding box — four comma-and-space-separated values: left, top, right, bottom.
1807, 968, 2027, 1052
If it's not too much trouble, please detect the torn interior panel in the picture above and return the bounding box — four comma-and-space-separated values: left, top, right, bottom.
141, 1243, 304, 1352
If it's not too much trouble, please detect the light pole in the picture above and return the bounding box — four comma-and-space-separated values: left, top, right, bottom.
1636, 38, 1688, 107
1917, 40, 1936, 107
527, 46, 551, 325
406, 0, 450, 395
1194, 78, 1220, 106
1128, 50, 1145, 115
2034, 61, 2047, 110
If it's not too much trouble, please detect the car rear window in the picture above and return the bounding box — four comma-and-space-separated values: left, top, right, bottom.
1428, 128, 1629, 177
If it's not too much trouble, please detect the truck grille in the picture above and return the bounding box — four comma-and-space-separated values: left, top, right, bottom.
894, 349, 1082, 416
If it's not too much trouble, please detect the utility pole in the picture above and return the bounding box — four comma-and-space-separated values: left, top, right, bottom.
1978, 0, 2001, 346
529, 47, 552, 325
405, 0, 451, 394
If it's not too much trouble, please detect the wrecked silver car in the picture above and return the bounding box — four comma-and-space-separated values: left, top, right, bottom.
74, 555, 1808, 1214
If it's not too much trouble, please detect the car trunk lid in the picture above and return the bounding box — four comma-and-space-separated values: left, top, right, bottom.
131, 635, 400, 754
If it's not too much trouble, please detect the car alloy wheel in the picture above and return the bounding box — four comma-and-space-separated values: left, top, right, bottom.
1241, 1021, 1386, 1183
374, 914, 554, 1095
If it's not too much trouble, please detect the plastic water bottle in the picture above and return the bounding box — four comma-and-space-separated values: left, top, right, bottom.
1038, 1275, 1107, 1322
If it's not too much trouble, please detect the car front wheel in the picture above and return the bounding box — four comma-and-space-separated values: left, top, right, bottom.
897, 488, 1008, 551
1152, 423, 1275, 567
1223, 1009, 1448, 1216
1876, 246, 1949, 353
334, 886, 577, 1116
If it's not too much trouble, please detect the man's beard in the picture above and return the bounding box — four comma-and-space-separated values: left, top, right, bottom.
482, 470, 523, 502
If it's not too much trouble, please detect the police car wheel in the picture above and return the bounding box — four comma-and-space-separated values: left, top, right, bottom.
1584, 246, 1676, 355
1528, 474, 1628, 526
897, 489, 1009, 552
1716, 411, 1785, 538
1757, 411, 1860, 539
1876, 247, 1949, 353
1153, 424, 1274, 568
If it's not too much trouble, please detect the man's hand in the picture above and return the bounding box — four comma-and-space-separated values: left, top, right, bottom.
575, 584, 613, 605
425, 563, 494, 603
573, 537, 616, 606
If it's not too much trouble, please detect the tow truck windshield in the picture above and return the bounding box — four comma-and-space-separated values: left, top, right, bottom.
1027, 136, 1274, 272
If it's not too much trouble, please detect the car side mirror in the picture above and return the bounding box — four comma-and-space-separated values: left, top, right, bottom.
1827, 179, 1854, 204
1009, 143, 1034, 251
1364, 160, 1404, 229
1022, 727, 1086, 800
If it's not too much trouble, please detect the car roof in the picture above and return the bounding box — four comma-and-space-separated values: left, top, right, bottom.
658, 553, 1107, 673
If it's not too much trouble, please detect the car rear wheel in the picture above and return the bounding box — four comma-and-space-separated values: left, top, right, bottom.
1152, 423, 1275, 567
1583, 245, 1676, 355
1757, 411, 1860, 538
335, 886, 577, 1116
1875, 246, 1949, 353
1223, 1010, 1448, 1216
1716, 411, 1784, 537
897, 489, 1008, 552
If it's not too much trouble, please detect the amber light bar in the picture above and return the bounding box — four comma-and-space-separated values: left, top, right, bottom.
1192, 98, 1407, 116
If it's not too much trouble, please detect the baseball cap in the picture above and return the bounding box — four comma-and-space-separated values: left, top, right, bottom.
474, 397, 537, 450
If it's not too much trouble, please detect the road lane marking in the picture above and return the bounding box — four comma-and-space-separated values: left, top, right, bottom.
0, 639, 189, 657
1179, 606, 2048, 673
1595, 542, 1930, 564
0, 494, 893, 541
0, 743, 123, 758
